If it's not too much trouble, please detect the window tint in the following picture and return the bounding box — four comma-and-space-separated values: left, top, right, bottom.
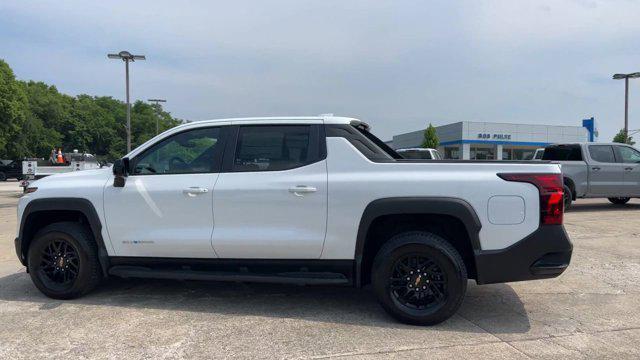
398, 150, 433, 159
326, 125, 396, 161
588, 145, 616, 163
132, 127, 221, 175
617, 146, 640, 163
542, 145, 583, 161
233, 126, 312, 171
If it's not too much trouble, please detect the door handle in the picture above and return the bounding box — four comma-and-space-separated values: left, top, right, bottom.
592, 167, 601, 171
183, 187, 209, 196
625, 167, 634, 171
288, 185, 317, 197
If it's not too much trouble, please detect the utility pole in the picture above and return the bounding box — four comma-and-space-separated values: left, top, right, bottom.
108, 51, 146, 152
613, 72, 640, 144
147, 99, 167, 135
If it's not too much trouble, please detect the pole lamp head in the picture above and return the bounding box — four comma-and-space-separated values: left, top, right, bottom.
108, 51, 146, 62
613, 73, 640, 80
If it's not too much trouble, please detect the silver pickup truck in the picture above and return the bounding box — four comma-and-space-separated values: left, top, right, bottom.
542, 143, 640, 207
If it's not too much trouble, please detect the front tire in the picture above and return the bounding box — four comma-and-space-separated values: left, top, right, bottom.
0, 172, 6, 181
608, 197, 631, 205
371, 231, 467, 325
27, 222, 102, 299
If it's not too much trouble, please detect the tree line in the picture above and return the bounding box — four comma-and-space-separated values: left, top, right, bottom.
0, 59, 182, 162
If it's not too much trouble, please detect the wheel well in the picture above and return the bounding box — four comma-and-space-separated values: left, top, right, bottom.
563, 177, 576, 200
21, 210, 94, 263
360, 214, 477, 286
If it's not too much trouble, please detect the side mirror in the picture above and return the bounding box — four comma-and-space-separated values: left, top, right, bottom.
113, 158, 129, 187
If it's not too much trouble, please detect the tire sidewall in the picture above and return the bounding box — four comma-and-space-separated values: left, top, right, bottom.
27, 227, 96, 299
563, 185, 572, 209
372, 233, 467, 325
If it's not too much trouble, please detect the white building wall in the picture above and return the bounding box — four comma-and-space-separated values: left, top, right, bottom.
389, 121, 590, 159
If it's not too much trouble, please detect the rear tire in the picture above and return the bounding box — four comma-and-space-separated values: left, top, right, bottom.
27, 222, 102, 299
563, 185, 573, 210
371, 231, 467, 326
608, 197, 631, 205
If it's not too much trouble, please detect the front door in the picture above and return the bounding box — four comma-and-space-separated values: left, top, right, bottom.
212, 124, 328, 259
615, 145, 640, 196
104, 126, 226, 258
587, 145, 625, 196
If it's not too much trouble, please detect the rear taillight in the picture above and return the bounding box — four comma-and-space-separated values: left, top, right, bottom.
498, 173, 564, 225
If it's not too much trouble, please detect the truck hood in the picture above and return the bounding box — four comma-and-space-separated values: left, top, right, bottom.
31, 167, 113, 187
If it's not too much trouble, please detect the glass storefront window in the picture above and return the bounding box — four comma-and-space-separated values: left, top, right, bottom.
444, 146, 460, 159
470, 146, 495, 160
513, 148, 535, 160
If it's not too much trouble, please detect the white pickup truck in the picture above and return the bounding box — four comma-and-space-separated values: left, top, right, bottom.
15, 116, 571, 325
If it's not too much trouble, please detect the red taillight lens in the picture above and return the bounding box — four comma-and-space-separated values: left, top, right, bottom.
498, 173, 564, 225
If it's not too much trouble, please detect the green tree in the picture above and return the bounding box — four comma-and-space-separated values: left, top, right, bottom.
421, 123, 439, 149
0, 59, 184, 162
613, 129, 635, 145
0, 59, 29, 159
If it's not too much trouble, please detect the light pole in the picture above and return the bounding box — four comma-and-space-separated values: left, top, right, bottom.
147, 99, 167, 135
613, 72, 640, 144
108, 51, 146, 153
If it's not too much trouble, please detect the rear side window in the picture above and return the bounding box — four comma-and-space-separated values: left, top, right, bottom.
326, 125, 397, 161
542, 145, 583, 161
616, 146, 640, 163
588, 145, 616, 163
233, 125, 315, 171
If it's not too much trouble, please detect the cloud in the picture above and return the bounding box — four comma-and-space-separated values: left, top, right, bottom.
1, 0, 639, 141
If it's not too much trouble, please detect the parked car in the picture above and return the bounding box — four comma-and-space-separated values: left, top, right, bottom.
542, 142, 640, 207
15, 116, 571, 325
0, 159, 22, 181
396, 147, 443, 160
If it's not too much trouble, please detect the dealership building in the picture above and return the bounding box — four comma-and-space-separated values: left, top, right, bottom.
389, 118, 596, 160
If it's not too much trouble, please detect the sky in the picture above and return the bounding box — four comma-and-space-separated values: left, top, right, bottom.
1, 0, 639, 142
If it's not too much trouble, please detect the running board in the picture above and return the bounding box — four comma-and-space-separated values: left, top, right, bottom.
108, 266, 349, 285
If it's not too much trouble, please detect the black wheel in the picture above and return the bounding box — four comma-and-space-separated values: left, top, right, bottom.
0, 172, 6, 181
563, 185, 572, 210
27, 222, 102, 299
372, 231, 467, 325
608, 197, 631, 205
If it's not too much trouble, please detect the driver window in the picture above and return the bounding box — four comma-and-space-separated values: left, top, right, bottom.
132, 127, 221, 175
618, 146, 640, 163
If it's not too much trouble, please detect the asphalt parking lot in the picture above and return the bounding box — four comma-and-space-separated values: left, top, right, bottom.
0, 181, 639, 359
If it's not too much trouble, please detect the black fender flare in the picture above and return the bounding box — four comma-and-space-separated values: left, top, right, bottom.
17, 197, 110, 276
354, 197, 482, 287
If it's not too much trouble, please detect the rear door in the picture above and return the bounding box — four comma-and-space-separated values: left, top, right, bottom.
614, 145, 640, 196
211, 124, 328, 258
587, 145, 625, 196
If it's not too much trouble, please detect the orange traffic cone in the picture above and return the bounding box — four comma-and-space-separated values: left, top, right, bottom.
57, 149, 64, 164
